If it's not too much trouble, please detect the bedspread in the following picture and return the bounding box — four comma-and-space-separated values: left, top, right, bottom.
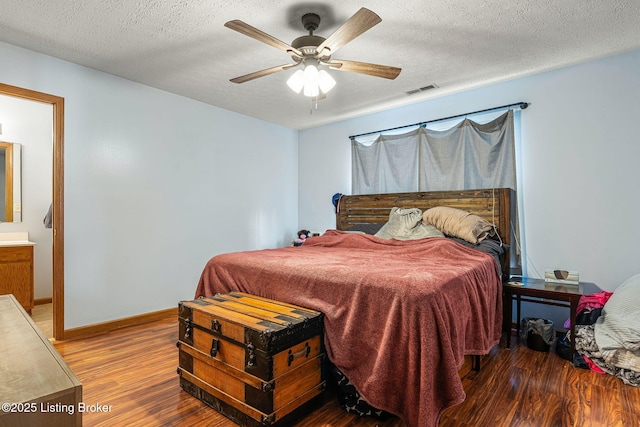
195, 230, 502, 427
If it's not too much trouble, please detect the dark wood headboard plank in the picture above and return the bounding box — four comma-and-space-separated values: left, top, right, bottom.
336, 188, 514, 279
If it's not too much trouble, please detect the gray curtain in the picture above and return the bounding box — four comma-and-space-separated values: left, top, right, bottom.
352, 110, 520, 271
352, 110, 516, 193
351, 128, 421, 193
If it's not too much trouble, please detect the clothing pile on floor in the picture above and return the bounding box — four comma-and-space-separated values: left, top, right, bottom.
559, 274, 640, 386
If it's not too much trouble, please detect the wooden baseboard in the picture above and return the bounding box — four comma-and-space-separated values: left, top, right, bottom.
34, 297, 53, 305
62, 307, 177, 341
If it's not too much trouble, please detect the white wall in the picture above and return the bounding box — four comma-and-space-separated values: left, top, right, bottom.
299, 48, 640, 294
0, 41, 298, 329
0, 96, 53, 300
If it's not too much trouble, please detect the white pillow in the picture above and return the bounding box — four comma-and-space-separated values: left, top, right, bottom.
595, 274, 640, 353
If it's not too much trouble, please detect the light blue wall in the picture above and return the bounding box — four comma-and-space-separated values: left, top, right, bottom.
0, 41, 299, 329
2, 35, 638, 331
299, 48, 640, 299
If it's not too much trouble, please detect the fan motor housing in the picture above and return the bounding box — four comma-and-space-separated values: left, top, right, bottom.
291, 35, 328, 59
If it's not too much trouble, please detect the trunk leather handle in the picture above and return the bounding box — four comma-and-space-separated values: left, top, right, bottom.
287, 342, 310, 366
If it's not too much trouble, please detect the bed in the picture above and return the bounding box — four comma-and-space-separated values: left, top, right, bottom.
195, 188, 514, 427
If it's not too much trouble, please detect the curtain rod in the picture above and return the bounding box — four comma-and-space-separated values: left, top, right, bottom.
349, 101, 529, 140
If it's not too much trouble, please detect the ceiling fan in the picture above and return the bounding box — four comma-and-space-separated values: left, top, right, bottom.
225, 7, 401, 98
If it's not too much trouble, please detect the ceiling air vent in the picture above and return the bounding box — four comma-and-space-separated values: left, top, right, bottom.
406, 84, 438, 95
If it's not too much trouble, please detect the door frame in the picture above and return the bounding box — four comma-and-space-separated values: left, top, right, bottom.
0, 83, 65, 340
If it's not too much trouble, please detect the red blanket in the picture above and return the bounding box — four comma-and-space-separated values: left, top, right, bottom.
195, 230, 502, 427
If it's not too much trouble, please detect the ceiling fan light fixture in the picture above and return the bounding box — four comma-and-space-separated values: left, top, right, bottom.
286, 69, 305, 93
302, 63, 320, 97
318, 70, 336, 94
289, 63, 335, 98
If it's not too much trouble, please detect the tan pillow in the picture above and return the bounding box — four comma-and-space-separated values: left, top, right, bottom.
375, 207, 445, 240
422, 206, 495, 244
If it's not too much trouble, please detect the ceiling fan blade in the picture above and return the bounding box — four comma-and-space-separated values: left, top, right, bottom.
230, 64, 296, 84
225, 20, 302, 57
327, 60, 401, 80
316, 8, 381, 56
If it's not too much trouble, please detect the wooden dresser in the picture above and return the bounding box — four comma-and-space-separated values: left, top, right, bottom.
0, 233, 35, 314
0, 295, 82, 427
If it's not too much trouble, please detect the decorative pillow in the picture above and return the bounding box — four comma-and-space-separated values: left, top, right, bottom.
422, 206, 495, 244
595, 274, 640, 356
374, 207, 445, 240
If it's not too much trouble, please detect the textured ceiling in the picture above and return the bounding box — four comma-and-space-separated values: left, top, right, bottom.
1, 1, 639, 130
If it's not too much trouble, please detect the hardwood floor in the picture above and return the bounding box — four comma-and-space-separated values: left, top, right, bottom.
31, 302, 53, 339
52, 317, 640, 427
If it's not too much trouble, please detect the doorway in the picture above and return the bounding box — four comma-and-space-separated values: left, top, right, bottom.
0, 83, 64, 340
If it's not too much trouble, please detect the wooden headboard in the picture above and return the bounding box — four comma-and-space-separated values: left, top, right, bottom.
336, 188, 515, 279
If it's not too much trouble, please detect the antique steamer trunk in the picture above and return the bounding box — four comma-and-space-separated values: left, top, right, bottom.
177, 292, 325, 426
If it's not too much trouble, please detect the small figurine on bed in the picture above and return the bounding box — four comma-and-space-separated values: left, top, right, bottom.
293, 230, 311, 246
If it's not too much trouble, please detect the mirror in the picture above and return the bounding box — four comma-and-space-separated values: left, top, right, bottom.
0, 141, 21, 223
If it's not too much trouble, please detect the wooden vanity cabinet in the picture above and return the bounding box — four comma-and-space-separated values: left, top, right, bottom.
0, 245, 34, 314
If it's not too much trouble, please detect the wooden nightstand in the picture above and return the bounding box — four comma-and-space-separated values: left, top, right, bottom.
503, 277, 601, 358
